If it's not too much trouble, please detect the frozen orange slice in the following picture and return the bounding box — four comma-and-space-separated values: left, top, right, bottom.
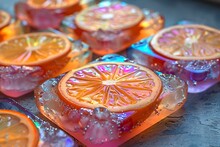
27, 0, 79, 9
151, 24, 220, 60
75, 2, 144, 31
0, 10, 10, 30
58, 62, 162, 112
0, 32, 71, 66
0, 110, 39, 147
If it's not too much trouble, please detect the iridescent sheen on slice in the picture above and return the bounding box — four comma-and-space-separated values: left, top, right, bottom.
75, 2, 144, 31
151, 25, 220, 60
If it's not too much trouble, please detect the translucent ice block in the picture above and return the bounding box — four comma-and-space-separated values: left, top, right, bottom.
0, 41, 92, 98
35, 55, 187, 146
61, 1, 164, 55
0, 98, 78, 147
0, 10, 11, 41
15, 0, 82, 29
127, 37, 220, 93
0, 20, 30, 42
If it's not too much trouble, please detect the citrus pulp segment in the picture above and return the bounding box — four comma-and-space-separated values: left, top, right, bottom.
0, 32, 71, 66
58, 62, 162, 112
151, 24, 220, 60
75, 2, 144, 31
0, 10, 10, 30
0, 110, 39, 147
27, 0, 79, 9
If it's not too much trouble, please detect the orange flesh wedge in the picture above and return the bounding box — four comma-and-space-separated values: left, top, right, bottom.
0, 110, 39, 147
0, 10, 10, 30
151, 24, 220, 60
58, 62, 162, 112
0, 32, 71, 66
28, 0, 79, 9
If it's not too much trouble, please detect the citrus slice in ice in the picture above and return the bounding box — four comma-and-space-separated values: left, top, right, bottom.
151, 24, 220, 60
27, 0, 79, 9
58, 62, 162, 112
0, 10, 10, 30
0, 110, 39, 147
75, 2, 144, 31
0, 32, 71, 66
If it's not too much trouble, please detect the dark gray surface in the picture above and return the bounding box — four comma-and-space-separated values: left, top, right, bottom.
0, 0, 220, 147
124, 0, 220, 29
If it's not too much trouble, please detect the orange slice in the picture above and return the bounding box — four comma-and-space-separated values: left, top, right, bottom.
0, 32, 71, 66
0, 110, 39, 147
151, 24, 220, 60
0, 10, 11, 30
58, 62, 162, 112
27, 0, 79, 9
75, 2, 144, 31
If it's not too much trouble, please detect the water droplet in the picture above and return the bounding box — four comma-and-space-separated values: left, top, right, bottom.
93, 107, 110, 120
39, 97, 44, 105
193, 80, 197, 86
